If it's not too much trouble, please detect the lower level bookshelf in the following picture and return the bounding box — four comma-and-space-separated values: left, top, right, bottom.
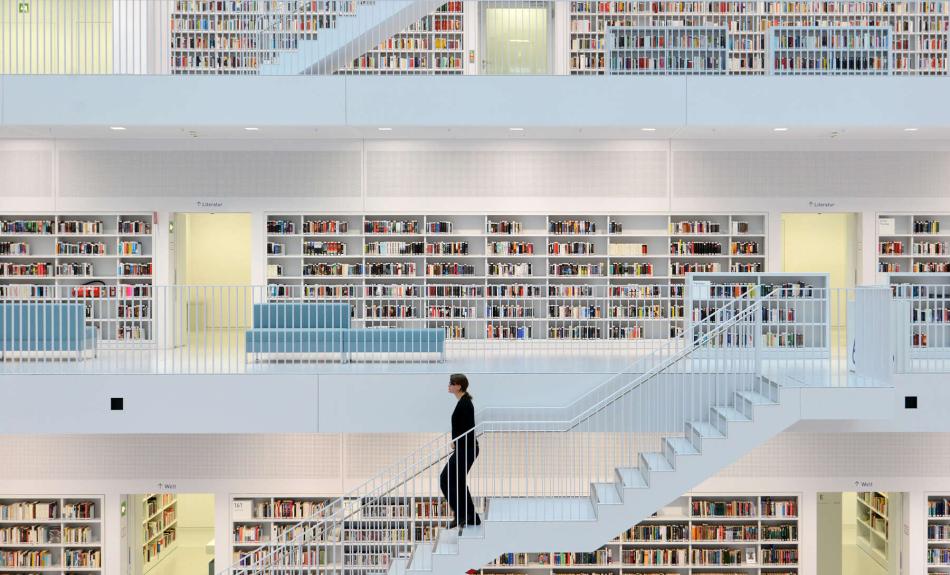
230, 493, 799, 575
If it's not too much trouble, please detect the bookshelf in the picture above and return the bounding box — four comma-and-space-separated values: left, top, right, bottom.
607, 26, 728, 75
770, 26, 892, 75
142, 493, 178, 573
264, 213, 767, 341
230, 493, 796, 575
856, 491, 889, 569
928, 495, 950, 573
0, 214, 155, 344
0, 495, 103, 575
878, 214, 950, 280
482, 494, 799, 574
888, 273, 950, 368
230, 495, 454, 572
687, 272, 830, 355
170, 0, 359, 74
337, 1, 464, 74
570, 1, 949, 76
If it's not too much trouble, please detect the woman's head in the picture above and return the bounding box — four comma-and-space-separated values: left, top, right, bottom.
448, 373, 470, 398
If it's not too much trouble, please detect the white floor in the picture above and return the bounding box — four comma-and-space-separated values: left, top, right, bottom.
145, 528, 214, 575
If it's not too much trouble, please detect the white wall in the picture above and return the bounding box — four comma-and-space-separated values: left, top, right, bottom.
7, 137, 950, 287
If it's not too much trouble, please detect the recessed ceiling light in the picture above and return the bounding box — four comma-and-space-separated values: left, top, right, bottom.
773, 127, 788, 132
109, 126, 126, 131
244, 127, 259, 131
509, 127, 524, 132
378, 127, 393, 132
641, 127, 657, 132
904, 127, 919, 132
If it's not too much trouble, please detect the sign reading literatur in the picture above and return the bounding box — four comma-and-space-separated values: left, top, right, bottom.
808, 201, 836, 209
195, 201, 224, 209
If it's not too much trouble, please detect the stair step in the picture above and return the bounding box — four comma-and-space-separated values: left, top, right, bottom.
641, 452, 674, 472
593, 482, 623, 504
459, 523, 485, 539
409, 543, 433, 571
435, 532, 459, 555
616, 467, 648, 489
487, 497, 596, 522
737, 390, 776, 405
687, 421, 725, 439
665, 436, 699, 456
387, 557, 408, 575
712, 406, 751, 422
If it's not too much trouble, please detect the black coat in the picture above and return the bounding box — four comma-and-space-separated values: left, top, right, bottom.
451, 394, 477, 451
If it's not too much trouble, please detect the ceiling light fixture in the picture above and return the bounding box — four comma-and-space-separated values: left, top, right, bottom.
109, 126, 126, 131
773, 127, 788, 132
378, 127, 393, 132
244, 127, 259, 131
641, 128, 657, 132
509, 127, 524, 132
904, 127, 919, 132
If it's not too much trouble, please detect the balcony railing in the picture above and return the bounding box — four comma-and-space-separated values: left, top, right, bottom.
0, 283, 908, 380
2, 0, 949, 76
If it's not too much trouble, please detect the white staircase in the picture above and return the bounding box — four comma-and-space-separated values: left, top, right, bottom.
224, 288, 894, 575
402, 377, 800, 574
260, 0, 447, 75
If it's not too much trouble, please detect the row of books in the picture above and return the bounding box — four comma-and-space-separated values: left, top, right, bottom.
490, 242, 535, 255
671, 240, 723, 255
773, 30, 890, 49
56, 242, 107, 255
0, 242, 28, 255
1, 220, 144, 235
305, 241, 347, 255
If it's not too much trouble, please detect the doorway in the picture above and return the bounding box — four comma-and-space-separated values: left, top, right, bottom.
782, 213, 859, 350
122, 493, 215, 575
818, 491, 909, 575
170, 213, 253, 353
480, 2, 552, 74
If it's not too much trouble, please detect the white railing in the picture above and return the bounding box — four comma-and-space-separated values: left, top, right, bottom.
213, 286, 891, 575
2, 0, 949, 76
892, 282, 950, 373
0, 284, 897, 377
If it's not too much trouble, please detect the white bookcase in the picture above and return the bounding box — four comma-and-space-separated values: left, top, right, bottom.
142, 493, 178, 573
230, 495, 453, 571
928, 495, 950, 573
0, 214, 155, 344
888, 273, 950, 372
264, 213, 767, 341
230, 493, 797, 575
685, 272, 829, 355
337, 1, 464, 75
856, 491, 889, 569
570, 1, 949, 76
770, 26, 892, 75
878, 214, 950, 281
483, 494, 799, 574
0, 495, 103, 575
606, 26, 728, 75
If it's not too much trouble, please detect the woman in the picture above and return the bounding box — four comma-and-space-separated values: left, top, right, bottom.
440, 373, 481, 530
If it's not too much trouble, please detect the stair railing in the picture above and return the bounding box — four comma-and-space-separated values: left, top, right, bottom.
225, 289, 774, 575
